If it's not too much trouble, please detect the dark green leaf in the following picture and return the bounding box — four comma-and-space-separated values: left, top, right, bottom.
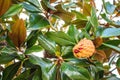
26, 30, 39, 48
102, 43, 120, 52
25, 45, 43, 54
67, 25, 80, 43
81, 29, 91, 39
116, 58, 120, 68
29, 14, 50, 30
0, 47, 17, 64
46, 31, 75, 46
61, 62, 92, 80
2, 62, 21, 80
61, 46, 73, 57
2, 4, 23, 18
101, 28, 120, 38
14, 69, 31, 80
38, 33, 56, 54
29, 55, 57, 80
32, 68, 42, 80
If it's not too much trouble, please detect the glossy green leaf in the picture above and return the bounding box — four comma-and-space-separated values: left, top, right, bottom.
2, 62, 21, 80
32, 68, 42, 80
27, 0, 41, 8
89, 7, 99, 35
61, 62, 92, 80
101, 28, 120, 38
46, 31, 75, 46
1, 4, 23, 18
14, 69, 31, 80
99, 40, 120, 49
28, 14, 50, 30
0, 47, 17, 64
29, 55, 57, 80
25, 45, 43, 54
61, 46, 73, 57
96, 26, 105, 37
81, 29, 91, 39
102, 43, 120, 52
26, 30, 39, 48
116, 58, 120, 68
67, 25, 80, 43
22, 2, 41, 13
38, 33, 56, 54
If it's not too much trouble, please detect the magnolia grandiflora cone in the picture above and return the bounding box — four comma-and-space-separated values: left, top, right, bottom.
8, 19, 26, 48
73, 38, 95, 58
0, 0, 12, 16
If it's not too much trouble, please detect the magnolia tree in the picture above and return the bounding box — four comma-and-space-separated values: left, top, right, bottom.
0, 0, 120, 80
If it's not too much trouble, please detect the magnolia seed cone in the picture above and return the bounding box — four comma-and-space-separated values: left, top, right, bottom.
73, 38, 95, 58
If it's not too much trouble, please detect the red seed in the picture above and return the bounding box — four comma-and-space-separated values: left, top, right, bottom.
78, 47, 83, 50
74, 49, 79, 53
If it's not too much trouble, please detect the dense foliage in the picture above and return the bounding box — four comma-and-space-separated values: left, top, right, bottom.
0, 0, 120, 80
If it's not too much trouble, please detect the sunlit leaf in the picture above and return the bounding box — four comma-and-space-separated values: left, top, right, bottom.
67, 25, 80, 43
1, 4, 23, 18
61, 62, 92, 80
103, 1, 116, 14
0, 47, 17, 64
46, 31, 75, 46
22, 2, 41, 13
54, 4, 75, 23
38, 33, 56, 54
89, 7, 99, 35
101, 28, 120, 38
28, 14, 50, 30
25, 45, 43, 54
29, 55, 57, 80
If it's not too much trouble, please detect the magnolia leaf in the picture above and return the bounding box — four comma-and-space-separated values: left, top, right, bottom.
9, 19, 26, 47
0, 0, 12, 16
25, 45, 43, 54
101, 28, 120, 38
22, 2, 41, 13
2, 62, 21, 80
29, 14, 50, 30
38, 33, 56, 54
104, 1, 116, 14
1, 4, 23, 18
46, 31, 75, 46
89, 7, 99, 35
29, 55, 57, 80
0, 47, 17, 64
61, 62, 92, 80
67, 25, 80, 43
54, 4, 75, 23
